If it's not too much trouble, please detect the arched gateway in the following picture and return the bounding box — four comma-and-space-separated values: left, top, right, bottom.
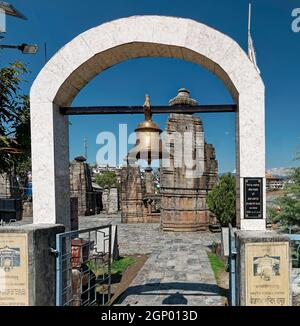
30, 15, 266, 231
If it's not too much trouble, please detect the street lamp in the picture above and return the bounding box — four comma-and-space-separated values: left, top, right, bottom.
0, 43, 38, 54
0, 1, 27, 20
0, 2, 38, 54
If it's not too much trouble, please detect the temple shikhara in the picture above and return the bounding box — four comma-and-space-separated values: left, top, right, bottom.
120, 89, 218, 231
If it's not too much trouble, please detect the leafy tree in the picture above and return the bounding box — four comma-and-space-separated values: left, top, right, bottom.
207, 173, 236, 227
0, 61, 31, 182
268, 166, 300, 230
94, 171, 117, 189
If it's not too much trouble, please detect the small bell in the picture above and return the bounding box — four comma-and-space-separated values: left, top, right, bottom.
128, 94, 162, 166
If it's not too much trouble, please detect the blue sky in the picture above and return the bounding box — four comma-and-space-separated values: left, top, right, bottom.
1, 0, 300, 173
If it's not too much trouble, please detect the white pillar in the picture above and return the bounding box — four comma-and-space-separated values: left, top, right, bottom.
31, 102, 70, 229
237, 91, 266, 230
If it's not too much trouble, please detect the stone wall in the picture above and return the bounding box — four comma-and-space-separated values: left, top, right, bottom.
0, 224, 65, 306
0, 173, 10, 198
102, 188, 109, 213
22, 201, 33, 218
107, 188, 119, 214
0, 173, 20, 198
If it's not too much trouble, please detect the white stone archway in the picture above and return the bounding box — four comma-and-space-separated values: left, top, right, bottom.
30, 15, 266, 231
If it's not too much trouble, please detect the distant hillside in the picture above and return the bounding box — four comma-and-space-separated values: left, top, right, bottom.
267, 167, 293, 178
219, 167, 294, 179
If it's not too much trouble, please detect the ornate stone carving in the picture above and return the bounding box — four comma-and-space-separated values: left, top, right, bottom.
160, 89, 218, 231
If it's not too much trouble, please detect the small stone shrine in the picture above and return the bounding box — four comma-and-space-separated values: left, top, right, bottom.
120, 165, 161, 223
69, 156, 95, 216
120, 165, 145, 223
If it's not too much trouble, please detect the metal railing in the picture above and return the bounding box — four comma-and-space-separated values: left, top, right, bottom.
0, 198, 22, 222
55, 224, 112, 306
228, 224, 237, 306
287, 231, 300, 268
0, 219, 17, 227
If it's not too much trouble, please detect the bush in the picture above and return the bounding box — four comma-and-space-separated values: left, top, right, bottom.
94, 171, 117, 188
207, 173, 236, 227
269, 167, 300, 230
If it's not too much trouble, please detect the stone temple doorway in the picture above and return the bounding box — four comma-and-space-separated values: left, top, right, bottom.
30, 15, 266, 232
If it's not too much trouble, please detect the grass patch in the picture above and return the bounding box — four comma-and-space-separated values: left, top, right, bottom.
86, 256, 136, 277
111, 257, 136, 274
207, 251, 226, 283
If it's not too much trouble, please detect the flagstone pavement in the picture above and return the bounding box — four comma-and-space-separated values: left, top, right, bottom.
80, 216, 226, 306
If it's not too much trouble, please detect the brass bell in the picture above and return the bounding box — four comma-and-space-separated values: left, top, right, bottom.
128, 95, 162, 166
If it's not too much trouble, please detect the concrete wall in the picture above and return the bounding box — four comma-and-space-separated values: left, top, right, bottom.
235, 231, 291, 306
0, 224, 64, 306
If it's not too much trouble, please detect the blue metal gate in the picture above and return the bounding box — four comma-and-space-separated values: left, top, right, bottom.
228, 224, 237, 306
287, 232, 300, 268
55, 225, 112, 306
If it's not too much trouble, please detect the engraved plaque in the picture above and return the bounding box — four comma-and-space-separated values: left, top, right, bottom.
244, 178, 263, 219
245, 242, 290, 306
0, 233, 29, 306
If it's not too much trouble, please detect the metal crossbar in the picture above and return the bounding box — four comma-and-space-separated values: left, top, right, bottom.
60, 104, 237, 116
55, 224, 112, 306
287, 234, 300, 241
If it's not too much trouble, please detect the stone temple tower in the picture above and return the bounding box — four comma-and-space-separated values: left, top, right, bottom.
160, 89, 218, 231
69, 156, 95, 216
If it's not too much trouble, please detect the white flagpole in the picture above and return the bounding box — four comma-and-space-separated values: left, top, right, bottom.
248, 3, 260, 74
248, 3, 252, 58
248, 3, 252, 35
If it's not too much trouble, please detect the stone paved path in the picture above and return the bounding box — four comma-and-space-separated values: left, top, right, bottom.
79, 216, 225, 306
117, 233, 225, 306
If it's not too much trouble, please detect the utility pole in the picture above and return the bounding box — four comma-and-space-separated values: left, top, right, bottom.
44, 42, 48, 63
84, 137, 88, 160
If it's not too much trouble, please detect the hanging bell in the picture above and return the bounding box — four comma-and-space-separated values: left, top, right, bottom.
127, 95, 162, 166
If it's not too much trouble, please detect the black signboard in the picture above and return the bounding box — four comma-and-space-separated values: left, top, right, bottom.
244, 178, 263, 219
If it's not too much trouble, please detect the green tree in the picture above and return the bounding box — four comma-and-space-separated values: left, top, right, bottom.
0, 61, 31, 181
268, 167, 300, 230
94, 171, 117, 188
207, 173, 236, 227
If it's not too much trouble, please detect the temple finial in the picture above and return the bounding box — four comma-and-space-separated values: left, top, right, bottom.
143, 94, 152, 121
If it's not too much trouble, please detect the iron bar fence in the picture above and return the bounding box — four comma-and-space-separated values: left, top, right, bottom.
287, 228, 300, 268
55, 224, 112, 306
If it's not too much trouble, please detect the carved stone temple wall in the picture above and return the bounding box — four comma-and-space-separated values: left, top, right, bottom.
120, 165, 161, 223
142, 167, 161, 222
120, 165, 144, 223
69, 156, 95, 216
160, 89, 218, 232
